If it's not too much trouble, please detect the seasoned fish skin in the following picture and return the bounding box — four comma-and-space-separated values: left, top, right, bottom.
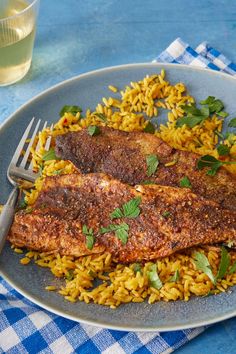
8, 174, 236, 262
55, 127, 236, 210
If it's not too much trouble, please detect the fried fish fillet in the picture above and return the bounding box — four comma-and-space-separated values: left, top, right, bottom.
8, 173, 236, 262
55, 127, 236, 211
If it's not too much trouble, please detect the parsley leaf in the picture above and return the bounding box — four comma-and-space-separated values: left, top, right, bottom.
88, 126, 100, 136
94, 113, 107, 122
82, 225, 95, 250
228, 118, 236, 128
179, 176, 192, 188
147, 264, 163, 290
216, 247, 231, 280
193, 251, 216, 285
60, 105, 82, 117
42, 148, 60, 161
169, 269, 180, 282
162, 211, 171, 218
176, 104, 209, 128
229, 261, 236, 275
200, 96, 216, 105
100, 223, 129, 245
133, 263, 142, 274
65, 270, 74, 281
217, 144, 230, 156
144, 121, 156, 134
176, 116, 206, 128
218, 111, 229, 118
197, 154, 236, 176
110, 197, 141, 219
146, 154, 159, 177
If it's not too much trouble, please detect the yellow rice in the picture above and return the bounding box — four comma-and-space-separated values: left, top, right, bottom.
13, 70, 236, 308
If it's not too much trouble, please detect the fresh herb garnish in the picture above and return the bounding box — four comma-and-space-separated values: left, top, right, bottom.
53, 168, 65, 175
147, 264, 163, 290
229, 261, 236, 275
146, 154, 159, 177
162, 211, 171, 218
133, 263, 142, 274
217, 144, 230, 156
200, 96, 224, 113
110, 197, 141, 219
18, 199, 28, 209
197, 155, 236, 176
60, 105, 82, 117
94, 113, 107, 122
42, 148, 59, 161
100, 223, 129, 245
144, 121, 156, 134
193, 251, 216, 285
88, 125, 100, 136
65, 269, 74, 281
216, 247, 231, 280
82, 225, 95, 250
169, 269, 180, 282
176, 104, 209, 128
179, 176, 192, 188
217, 111, 229, 118
24, 207, 33, 214
228, 118, 236, 128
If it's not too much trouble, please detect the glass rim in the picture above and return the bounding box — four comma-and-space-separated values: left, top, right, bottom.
0, 0, 40, 23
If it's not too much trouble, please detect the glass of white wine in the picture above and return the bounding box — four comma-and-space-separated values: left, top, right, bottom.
0, 0, 40, 86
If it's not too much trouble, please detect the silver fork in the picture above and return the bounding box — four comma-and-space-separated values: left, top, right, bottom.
0, 118, 53, 253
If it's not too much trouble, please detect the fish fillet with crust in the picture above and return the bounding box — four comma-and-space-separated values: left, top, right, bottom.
8, 173, 236, 263
55, 127, 236, 210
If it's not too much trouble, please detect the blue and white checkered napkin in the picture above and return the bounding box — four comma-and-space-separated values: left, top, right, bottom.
1, 37, 236, 354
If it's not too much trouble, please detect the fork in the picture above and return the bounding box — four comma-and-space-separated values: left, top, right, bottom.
0, 118, 52, 253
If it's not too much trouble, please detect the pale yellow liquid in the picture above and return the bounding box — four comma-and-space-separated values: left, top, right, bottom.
0, 0, 36, 86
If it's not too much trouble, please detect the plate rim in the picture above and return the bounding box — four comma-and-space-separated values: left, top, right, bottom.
1, 62, 236, 332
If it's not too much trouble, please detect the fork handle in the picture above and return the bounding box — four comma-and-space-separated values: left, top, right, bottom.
0, 186, 19, 254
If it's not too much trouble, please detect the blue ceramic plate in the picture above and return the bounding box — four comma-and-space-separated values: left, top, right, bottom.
1, 63, 236, 332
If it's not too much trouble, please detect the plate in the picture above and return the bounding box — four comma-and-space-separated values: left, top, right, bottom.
1, 63, 236, 332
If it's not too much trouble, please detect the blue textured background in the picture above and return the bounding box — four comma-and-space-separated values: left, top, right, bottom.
1, 0, 236, 352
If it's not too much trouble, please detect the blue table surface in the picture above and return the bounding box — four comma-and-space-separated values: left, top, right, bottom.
1, 0, 236, 352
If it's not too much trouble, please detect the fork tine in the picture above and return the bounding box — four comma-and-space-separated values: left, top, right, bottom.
9, 117, 35, 165
28, 120, 48, 170
20, 119, 41, 168
44, 124, 54, 151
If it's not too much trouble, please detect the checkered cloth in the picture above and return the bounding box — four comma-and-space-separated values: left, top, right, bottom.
1, 38, 236, 353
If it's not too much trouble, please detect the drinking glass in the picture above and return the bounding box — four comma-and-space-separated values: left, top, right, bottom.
0, 0, 40, 86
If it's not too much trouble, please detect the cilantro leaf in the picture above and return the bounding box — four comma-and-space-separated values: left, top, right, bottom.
169, 270, 180, 282
197, 154, 236, 176
133, 263, 142, 274
217, 144, 230, 156
110, 197, 141, 219
144, 121, 156, 134
200, 96, 216, 105
216, 247, 231, 280
147, 264, 163, 290
179, 176, 192, 188
229, 261, 236, 275
94, 113, 107, 122
146, 154, 159, 177
100, 223, 129, 245
88, 126, 100, 136
176, 116, 206, 128
208, 99, 224, 113
82, 225, 95, 250
60, 105, 82, 117
217, 111, 229, 118
162, 211, 171, 218
42, 148, 60, 161
197, 155, 223, 176
66, 270, 74, 281
228, 118, 236, 128
193, 251, 216, 285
